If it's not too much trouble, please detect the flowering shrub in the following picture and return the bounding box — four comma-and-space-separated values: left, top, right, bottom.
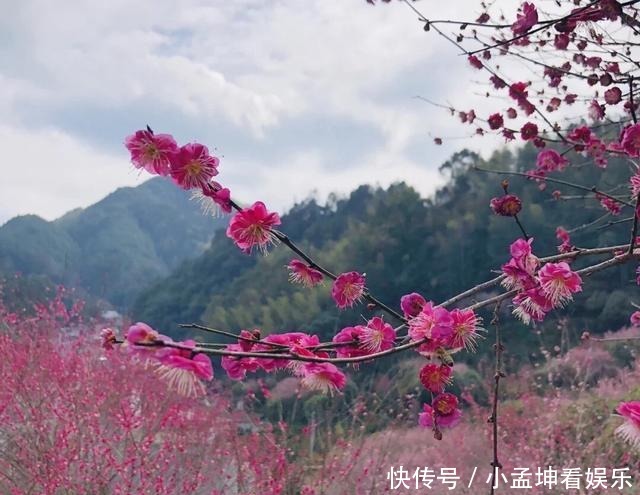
0, 291, 287, 494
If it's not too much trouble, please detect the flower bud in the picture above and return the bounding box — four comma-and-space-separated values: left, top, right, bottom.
490, 194, 522, 216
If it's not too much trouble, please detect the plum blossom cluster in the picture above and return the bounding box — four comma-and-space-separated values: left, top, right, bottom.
125, 128, 231, 212
221, 330, 347, 394
124, 127, 482, 430
533, 149, 569, 178
399, 292, 483, 435
102, 322, 213, 398
502, 238, 582, 324
369, 0, 640, 456
120, 35, 640, 437
125, 128, 282, 254
406, 298, 481, 355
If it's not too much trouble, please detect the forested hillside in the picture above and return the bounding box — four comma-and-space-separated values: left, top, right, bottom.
0, 178, 225, 309
134, 145, 637, 363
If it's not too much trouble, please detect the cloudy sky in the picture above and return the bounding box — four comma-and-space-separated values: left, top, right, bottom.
0, 0, 510, 225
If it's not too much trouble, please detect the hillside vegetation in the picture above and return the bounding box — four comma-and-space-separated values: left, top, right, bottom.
0, 178, 225, 309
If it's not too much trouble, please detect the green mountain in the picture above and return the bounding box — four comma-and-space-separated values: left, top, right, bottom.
0, 178, 226, 309
133, 145, 636, 364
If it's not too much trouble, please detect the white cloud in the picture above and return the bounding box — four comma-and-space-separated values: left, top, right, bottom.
0, 0, 526, 223
223, 145, 445, 216
0, 126, 144, 224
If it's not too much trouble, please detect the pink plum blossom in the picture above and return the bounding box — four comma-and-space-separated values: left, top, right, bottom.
537, 262, 582, 307
568, 126, 593, 143
156, 340, 213, 397
126, 322, 160, 346
509, 82, 535, 115
509, 82, 528, 101
554, 33, 570, 49
501, 258, 536, 290
501, 238, 539, 290
359, 316, 396, 353
510, 237, 534, 260
615, 401, 640, 450
621, 124, 640, 157
597, 195, 622, 215
288, 336, 327, 376
468, 55, 483, 69
490, 195, 522, 216
287, 259, 324, 287
331, 271, 366, 309
255, 332, 316, 372
511, 2, 538, 35
300, 363, 346, 394
556, 226, 573, 254
125, 129, 178, 176
221, 343, 261, 380
226, 201, 281, 254
520, 122, 538, 141
487, 113, 504, 130
332, 326, 368, 358
202, 181, 233, 214
512, 287, 553, 324
401, 292, 427, 318
588, 100, 605, 121
585, 137, 608, 168
419, 393, 462, 430
169, 143, 220, 190
560, 0, 621, 32
490, 75, 507, 89
450, 308, 482, 351
408, 302, 453, 343
605, 87, 622, 105
631, 173, 640, 198
419, 364, 452, 393
536, 149, 569, 173
238, 329, 261, 351
100, 327, 117, 350
630, 311, 640, 327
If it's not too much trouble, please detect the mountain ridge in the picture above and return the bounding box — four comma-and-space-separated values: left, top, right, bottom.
0, 177, 226, 309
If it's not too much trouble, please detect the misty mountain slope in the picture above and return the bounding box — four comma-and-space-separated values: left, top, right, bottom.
0, 178, 226, 309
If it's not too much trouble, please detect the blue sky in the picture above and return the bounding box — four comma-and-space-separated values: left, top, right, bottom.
0, 0, 507, 224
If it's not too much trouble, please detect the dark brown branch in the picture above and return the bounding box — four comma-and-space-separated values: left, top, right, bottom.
488, 303, 504, 495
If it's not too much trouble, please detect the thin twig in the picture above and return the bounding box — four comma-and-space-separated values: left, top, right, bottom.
488, 302, 504, 495
627, 76, 639, 255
